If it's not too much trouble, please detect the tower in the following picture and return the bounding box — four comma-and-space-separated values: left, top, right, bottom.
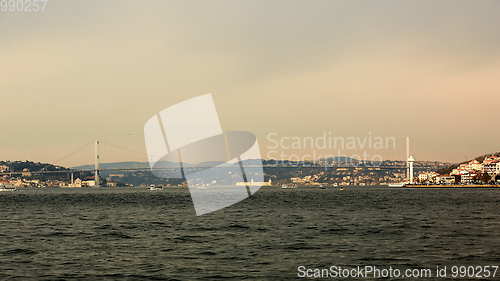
407, 155, 415, 184
406, 137, 410, 180
95, 140, 100, 187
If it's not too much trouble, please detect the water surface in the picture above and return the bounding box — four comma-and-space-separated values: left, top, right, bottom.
1, 186, 499, 280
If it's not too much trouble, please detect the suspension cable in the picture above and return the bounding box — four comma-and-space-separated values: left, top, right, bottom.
410, 138, 460, 163
99, 140, 147, 156
46, 140, 95, 169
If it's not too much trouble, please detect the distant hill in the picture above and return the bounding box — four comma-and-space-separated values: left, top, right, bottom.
318, 156, 359, 162
71, 160, 228, 170
0, 160, 69, 173
72, 161, 151, 170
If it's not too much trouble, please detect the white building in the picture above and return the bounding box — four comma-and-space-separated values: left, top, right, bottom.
68, 178, 82, 187
437, 175, 455, 184
236, 179, 272, 186
470, 160, 483, 171
0, 165, 9, 173
460, 171, 480, 184
82, 180, 95, 187
483, 161, 500, 176
418, 171, 439, 183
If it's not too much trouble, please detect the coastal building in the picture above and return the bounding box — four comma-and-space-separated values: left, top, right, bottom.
418, 171, 439, 183
82, 180, 96, 187
483, 161, 500, 176
418, 172, 428, 182
0, 165, 9, 173
68, 178, 82, 187
460, 171, 482, 184
437, 175, 455, 184
450, 158, 499, 183
0, 180, 12, 186
236, 179, 272, 186
21, 168, 32, 177
484, 157, 496, 165
12, 178, 24, 187
470, 160, 483, 171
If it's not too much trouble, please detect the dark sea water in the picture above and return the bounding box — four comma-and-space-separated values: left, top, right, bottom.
1, 186, 500, 280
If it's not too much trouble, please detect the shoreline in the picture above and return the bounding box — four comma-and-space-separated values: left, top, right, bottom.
403, 184, 500, 188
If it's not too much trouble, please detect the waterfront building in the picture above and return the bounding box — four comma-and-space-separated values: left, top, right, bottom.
460, 171, 482, 184
483, 161, 500, 176
437, 175, 455, 184
82, 180, 96, 187
68, 178, 82, 187
418, 171, 439, 183
236, 179, 272, 186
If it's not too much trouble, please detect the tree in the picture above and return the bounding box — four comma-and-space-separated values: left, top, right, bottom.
482, 173, 492, 183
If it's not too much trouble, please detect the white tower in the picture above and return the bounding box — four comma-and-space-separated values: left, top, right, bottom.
406, 137, 410, 179
95, 140, 100, 187
407, 155, 415, 184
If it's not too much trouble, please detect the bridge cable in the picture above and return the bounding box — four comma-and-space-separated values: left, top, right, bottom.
51, 140, 95, 166
99, 141, 147, 156
410, 138, 460, 163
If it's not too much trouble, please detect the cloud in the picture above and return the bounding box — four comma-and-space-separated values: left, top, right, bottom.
1, 0, 499, 164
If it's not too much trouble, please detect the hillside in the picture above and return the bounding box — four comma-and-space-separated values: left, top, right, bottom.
437, 151, 500, 175
71, 161, 227, 170
0, 160, 69, 173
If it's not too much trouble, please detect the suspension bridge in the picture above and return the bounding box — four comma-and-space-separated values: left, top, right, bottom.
0, 137, 458, 187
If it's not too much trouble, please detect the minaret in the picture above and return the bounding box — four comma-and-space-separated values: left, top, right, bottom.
407, 155, 415, 184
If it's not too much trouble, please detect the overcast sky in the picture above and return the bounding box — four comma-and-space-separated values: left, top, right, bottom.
1, 0, 499, 166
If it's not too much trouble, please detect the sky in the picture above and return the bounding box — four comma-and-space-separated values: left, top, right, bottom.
1, 0, 499, 167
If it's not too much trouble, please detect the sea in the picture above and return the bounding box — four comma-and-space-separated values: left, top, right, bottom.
1, 186, 500, 280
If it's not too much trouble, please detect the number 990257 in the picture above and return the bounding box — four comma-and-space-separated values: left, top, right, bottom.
1, 0, 47, 12
451, 266, 498, 278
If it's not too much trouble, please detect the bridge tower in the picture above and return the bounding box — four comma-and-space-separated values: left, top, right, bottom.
95, 140, 100, 187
